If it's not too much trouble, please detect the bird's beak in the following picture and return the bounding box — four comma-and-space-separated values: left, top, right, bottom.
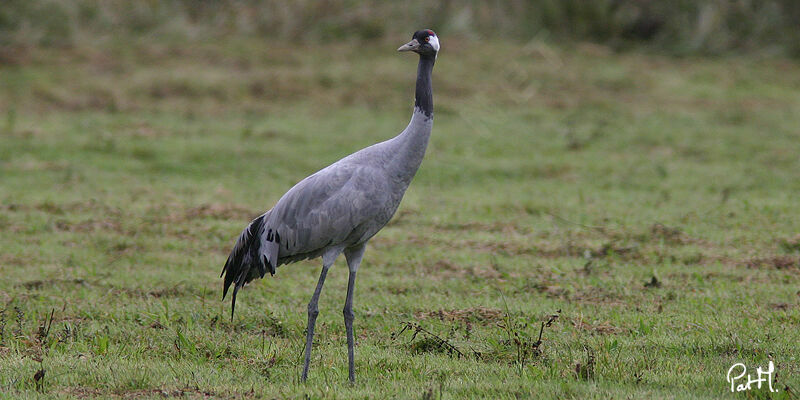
397, 38, 420, 52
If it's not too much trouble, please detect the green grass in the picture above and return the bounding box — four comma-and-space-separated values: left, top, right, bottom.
1, 36, 799, 398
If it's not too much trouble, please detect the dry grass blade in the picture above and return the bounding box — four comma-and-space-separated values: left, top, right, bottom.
392, 321, 466, 359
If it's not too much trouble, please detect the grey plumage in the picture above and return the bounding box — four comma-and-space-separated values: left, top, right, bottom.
221, 29, 440, 382
221, 103, 433, 309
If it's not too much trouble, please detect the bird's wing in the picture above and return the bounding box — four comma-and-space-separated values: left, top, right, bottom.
222, 159, 391, 320
266, 161, 390, 260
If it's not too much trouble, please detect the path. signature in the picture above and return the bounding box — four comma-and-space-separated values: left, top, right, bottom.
726, 361, 778, 393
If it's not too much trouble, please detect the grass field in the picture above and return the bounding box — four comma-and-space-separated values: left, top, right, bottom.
1, 36, 799, 398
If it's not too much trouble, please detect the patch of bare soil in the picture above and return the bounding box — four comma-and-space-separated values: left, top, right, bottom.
420, 260, 502, 280
0, 44, 31, 65
461, 237, 642, 260
54, 218, 122, 233
769, 303, 792, 311
0, 254, 27, 266
414, 307, 504, 324
57, 387, 106, 398
184, 203, 256, 220
535, 241, 640, 260
2, 200, 119, 215
570, 286, 627, 306
160, 203, 257, 223
58, 387, 218, 399
21, 279, 89, 290
746, 255, 799, 270
434, 220, 531, 234
111, 284, 194, 299
649, 223, 693, 245
666, 271, 745, 283
570, 317, 627, 335
471, 263, 503, 279
427, 259, 464, 278
530, 283, 569, 299
468, 239, 536, 256
779, 235, 800, 253
18, 278, 205, 300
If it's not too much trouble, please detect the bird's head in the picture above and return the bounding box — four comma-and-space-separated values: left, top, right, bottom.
397, 29, 440, 57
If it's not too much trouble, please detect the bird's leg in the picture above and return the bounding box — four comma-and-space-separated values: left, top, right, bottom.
302, 251, 338, 382
343, 244, 366, 383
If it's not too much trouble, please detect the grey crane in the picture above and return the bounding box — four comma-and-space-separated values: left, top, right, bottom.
220, 29, 440, 383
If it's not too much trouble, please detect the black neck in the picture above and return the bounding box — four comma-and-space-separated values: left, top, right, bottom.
414, 54, 435, 117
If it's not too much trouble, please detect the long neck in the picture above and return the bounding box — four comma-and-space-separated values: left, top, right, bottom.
387, 54, 435, 186
414, 55, 435, 117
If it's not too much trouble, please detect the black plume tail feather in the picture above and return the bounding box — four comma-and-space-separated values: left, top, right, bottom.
220, 213, 269, 321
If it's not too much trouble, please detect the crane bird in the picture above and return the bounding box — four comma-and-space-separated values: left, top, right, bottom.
221, 29, 440, 382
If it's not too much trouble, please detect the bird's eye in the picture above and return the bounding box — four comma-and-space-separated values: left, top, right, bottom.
425, 37, 430, 42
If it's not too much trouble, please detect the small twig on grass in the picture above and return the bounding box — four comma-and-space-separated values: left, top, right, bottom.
36, 308, 55, 344
0, 308, 6, 344
533, 311, 560, 349
392, 321, 466, 359
497, 300, 561, 375
574, 345, 595, 381
784, 384, 798, 400
260, 329, 266, 354
13, 306, 24, 338
33, 367, 45, 392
